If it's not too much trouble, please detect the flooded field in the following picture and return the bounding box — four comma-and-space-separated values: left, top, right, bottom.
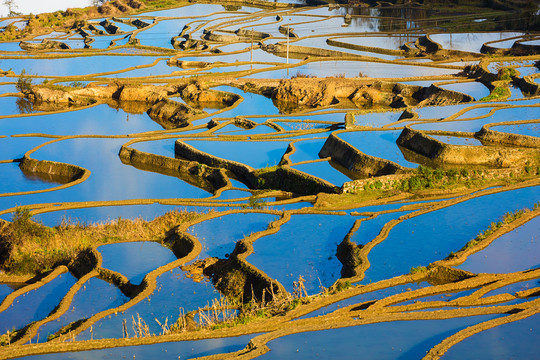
0, 0, 539, 359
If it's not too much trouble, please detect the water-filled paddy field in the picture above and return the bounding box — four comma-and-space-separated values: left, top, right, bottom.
0, 0, 539, 359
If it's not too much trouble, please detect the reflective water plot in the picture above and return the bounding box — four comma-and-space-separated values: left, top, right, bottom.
0, 0, 539, 359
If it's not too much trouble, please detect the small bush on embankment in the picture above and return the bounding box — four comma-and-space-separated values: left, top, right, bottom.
0, 207, 201, 275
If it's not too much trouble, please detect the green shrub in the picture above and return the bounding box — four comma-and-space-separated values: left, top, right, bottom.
16, 70, 32, 94
409, 265, 427, 274
334, 280, 351, 292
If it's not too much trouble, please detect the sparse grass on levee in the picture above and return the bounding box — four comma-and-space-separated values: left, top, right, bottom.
316, 165, 540, 210
188, 278, 353, 332
365, 165, 539, 194
0, 207, 202, 275
451, 203, 538, 256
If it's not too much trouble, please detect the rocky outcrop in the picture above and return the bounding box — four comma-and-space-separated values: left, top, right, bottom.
181, 83, 241, 108
147, 100, 204, 129
274, 78, 340, 108
19, 40, 70, 51
112, 84, 167, 103
27, 87, 84, 104
96, 0, 145, 16
271, 78, 416, 110
171, 37, 208, 50
240, 78, 438, 112
26, 83, 168, 106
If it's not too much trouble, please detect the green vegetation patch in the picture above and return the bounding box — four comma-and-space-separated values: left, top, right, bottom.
0, 207, 201, 275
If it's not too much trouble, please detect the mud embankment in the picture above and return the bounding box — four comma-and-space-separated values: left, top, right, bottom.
336, 219, 364, 278
327, 38, 405, 56
261, 43, 353, 59
204, 252, 286, 302
513, 75, 540, 95
202, 29, 270, 43
416, 34, 482, 59
119, 146, 229, 193
175, 140, 257, 186
481, 37, 540, 56
476, 125, 540, 148
19, 156, 87, 183
319, 132, 410, 178
203, 215, 289, 302
414, 84, 474, 105
175, 140, 339, 195
254, 166, 339, 195
397, 126, 540, 167
459, 63, 498, 90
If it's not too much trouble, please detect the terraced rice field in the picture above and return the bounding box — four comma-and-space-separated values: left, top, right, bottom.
0, 0, 539, 359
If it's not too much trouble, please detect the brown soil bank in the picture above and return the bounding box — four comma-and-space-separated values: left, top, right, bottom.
146, 99, 205, 129
18, 156, 87, 183
203, 254, 286, 303
319, 132, 411, 178
239, 78, 471, 112
24, 82, 243, 128
476, 125, 540, 148
397, 126, 540, 167
119, 145, 229, 193
19, 40, 70, 50
175, 140, 339, 195
26, 83, 167, 104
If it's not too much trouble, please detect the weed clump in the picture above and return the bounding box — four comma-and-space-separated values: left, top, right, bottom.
16, 69, 33, 94
497, 67, 518, 81
410, 265, 427, 274
480, 86, 509, 101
